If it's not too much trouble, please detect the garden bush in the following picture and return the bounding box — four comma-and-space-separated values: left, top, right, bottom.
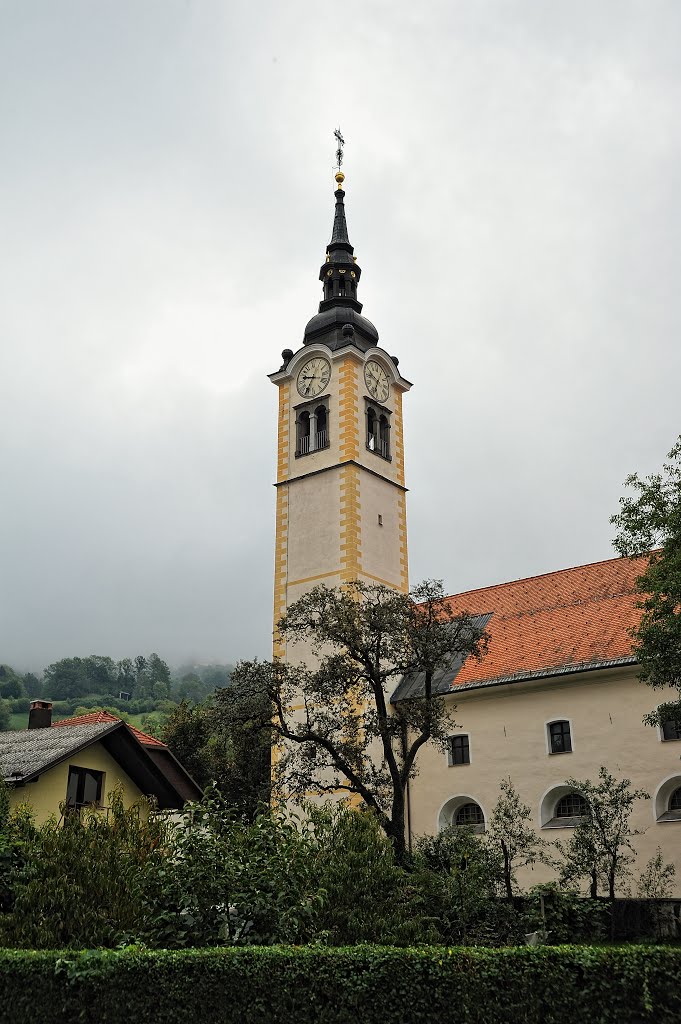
307, 804, 429, 945
0, 945, 679, 1024
0, 789, 168, 949
138, 789, 325, 948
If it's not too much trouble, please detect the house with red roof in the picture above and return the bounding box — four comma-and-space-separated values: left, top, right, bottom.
393, 553, 681, 890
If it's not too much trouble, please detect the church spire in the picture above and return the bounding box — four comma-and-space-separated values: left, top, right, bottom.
330, 172, 350, 246
302, 155, 379, 352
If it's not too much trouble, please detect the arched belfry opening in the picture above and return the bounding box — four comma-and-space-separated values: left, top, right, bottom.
296, 401, 330, 457
366, 403, 391, 460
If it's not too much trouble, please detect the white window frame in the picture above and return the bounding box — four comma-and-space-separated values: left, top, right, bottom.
653, 774, 681, 823
655, 706, 681, 743
436, 794, 488, 833
538, 783, 586, 829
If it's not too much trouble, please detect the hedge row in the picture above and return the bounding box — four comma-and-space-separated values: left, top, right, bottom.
0, 945, 679, 1024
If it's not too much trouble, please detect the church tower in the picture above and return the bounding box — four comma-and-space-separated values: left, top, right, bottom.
269, 169, 412, 661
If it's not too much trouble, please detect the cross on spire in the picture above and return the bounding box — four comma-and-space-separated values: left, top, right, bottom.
334, 127, 345, 172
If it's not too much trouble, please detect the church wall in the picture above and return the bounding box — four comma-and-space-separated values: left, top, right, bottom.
408, 667, 681, 892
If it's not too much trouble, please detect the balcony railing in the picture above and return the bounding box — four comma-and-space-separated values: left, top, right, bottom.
297, 430, 329, 456
367, 433, 390, 458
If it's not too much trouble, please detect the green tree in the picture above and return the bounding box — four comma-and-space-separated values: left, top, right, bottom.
20, 673, 42, 698
83, 655, 117, 694
0, 666, 24, 699
486, 777, 549, 898
637, 846, 676, 899
161, 696, 270, 818
42, 658, 87, 700
175, 672, 206, 703
116, 657, 136, 695
415, 825, 502, 944
611, 435, 681, 724
307, 803, 422, 945
0, 699, 9, 732
556, 767, 650, 900
228, 580, 487, 865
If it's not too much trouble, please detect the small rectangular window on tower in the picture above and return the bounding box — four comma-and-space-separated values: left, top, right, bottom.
377, 514, 383, 526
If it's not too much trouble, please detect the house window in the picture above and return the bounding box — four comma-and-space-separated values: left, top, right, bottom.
66, 765, 104, 810
670, 787, 681, 812
555, 792, 588, 819
455, 802, 484, 828
448, 734, 470, 766
548, 720, 572, 754
662, 719, 681, 741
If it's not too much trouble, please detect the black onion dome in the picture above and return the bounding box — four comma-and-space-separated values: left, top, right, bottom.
303, 176, 379, 351
304, 307, 378, 351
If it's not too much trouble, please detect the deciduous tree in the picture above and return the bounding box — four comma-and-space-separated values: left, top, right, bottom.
555, 767, 649, 900
486, 777, 549, 898
611, 435, 681, 725
228, 580, 487, 865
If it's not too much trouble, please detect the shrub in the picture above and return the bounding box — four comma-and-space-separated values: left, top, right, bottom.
0, 945, 679, 1024
524, 884, 609, 944
0, 789, 168, 949
413, 826, 525, 945
138, 789, 324, 948
8, 698, 30, 715
307, 804, 426, 945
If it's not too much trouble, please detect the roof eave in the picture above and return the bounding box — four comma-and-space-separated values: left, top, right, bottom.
443, 656, 640, 695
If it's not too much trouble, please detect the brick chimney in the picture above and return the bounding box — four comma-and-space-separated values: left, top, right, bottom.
28, 700, 53, 729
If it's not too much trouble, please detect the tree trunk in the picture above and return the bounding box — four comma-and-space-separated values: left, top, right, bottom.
501, 841, 513, 900
388, 791, 408, 867
590, 868, 598, 898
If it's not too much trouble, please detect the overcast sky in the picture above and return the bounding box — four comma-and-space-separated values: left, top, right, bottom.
1, 1, 679, 671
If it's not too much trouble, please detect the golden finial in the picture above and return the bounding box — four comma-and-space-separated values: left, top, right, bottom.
335, 171, 345, 189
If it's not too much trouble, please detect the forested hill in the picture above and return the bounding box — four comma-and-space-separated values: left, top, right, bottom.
0, 657, 234, 731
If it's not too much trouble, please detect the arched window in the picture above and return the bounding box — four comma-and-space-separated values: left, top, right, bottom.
297, 411, 311, 456
670, 787, 681, 812
455, 802, 484, 828
378, 414, 390, 458
315, 405, 328, 449
367, 408, 376, 450
555, 792, 588, 819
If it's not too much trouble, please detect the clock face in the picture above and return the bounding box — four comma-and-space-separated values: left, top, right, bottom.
364, 360, 390, 402
296, 356, 331, 398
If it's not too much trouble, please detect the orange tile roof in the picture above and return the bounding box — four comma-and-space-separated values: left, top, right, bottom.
53, 710, 166, 747
442, 554, 647, 691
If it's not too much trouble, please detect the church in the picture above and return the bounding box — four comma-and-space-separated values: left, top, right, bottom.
267, 163, 681, 893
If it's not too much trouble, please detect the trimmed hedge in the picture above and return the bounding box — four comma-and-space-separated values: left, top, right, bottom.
0, 945, 679, 1024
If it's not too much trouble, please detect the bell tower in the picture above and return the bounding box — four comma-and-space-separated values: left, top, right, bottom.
268, 167, 412, 661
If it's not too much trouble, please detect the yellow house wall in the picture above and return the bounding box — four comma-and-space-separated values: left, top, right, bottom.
408, 667, 681, 893
8, 740, 144, 825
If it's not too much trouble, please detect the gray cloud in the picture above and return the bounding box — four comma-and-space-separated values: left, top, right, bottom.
1, 1, 679, 669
